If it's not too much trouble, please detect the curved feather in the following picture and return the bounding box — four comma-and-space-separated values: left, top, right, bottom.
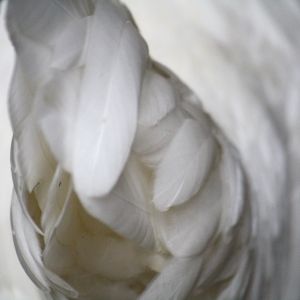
50, 17, 88, 70
139, 257, 202, 300
11, 191, 78, 298
155, 161, 222, 257
80, 154, 156, 249
153, 118, 217, 211
8, 37, 55, 194
216, 133, 245, 234
38, 68, 82, 173
133, 108, 185, 167
42, 184, 79, 278
138, 68, 177, 128
11, 138, 44, 235
72, 0, 148, 198
6, 0, 84, 48
11, 192, 49, 293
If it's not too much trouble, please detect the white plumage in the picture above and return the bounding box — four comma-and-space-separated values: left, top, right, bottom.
2, 0, 300, 299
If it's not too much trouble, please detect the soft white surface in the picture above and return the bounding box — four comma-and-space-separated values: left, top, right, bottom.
1, 0, 300, 299
0, 5, 44, 300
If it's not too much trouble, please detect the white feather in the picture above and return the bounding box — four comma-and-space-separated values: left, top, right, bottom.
154, 160, 222, 257
216, 133, 245, 234
6, 0, 300, 299
42, 187, 79, 279
50, 17, 87, 70
6, 0, 82, 50
11, 193, 49, 293
80, 154, 156, 249
40, 166, 71, 244
139, 257, 202, 300
133, 108, 185, 167
8, 36, 55, 193
11, 166, 78, 299
38, 68, 82, 173
71, 0, 148, 198
153, 118, 217, 211
11, 138, 44, 235
42, 269, 78, 299
138, 68, 177, 128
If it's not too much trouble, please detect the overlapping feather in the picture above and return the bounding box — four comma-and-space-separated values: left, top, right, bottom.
7, 0, 248, 299
71, 0, 148, 198
153, 118, 217, 211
